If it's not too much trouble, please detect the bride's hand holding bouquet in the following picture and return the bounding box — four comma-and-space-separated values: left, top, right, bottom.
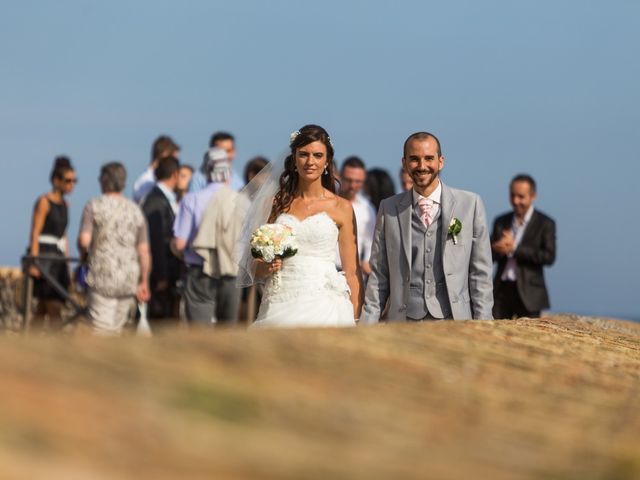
250, 223, 298, 287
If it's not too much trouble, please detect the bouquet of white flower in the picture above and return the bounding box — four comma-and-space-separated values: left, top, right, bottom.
250, 223, 298, 263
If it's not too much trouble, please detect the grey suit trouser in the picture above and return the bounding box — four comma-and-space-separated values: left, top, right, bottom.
406, 311, 446, 321
184, 265, 218, 325
184, 265, 240, 325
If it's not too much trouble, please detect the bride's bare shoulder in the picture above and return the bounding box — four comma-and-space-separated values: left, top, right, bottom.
326, 195, 353, 227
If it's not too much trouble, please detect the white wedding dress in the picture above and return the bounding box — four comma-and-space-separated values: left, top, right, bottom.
251, 212, 356, 328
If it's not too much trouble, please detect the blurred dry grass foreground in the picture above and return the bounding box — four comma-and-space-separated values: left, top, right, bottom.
0, 314, 639, 480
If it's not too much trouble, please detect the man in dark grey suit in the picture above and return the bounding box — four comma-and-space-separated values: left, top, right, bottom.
491, 174, 556, 319
361, 132, 493, 323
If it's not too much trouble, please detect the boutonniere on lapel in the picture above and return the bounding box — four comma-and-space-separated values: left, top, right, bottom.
448, 217, 462, 245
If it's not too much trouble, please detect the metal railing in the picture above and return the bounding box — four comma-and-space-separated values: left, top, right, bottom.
20, 254, 87, 332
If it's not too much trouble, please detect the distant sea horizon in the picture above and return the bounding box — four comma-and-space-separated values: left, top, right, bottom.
551, 311, 639, 324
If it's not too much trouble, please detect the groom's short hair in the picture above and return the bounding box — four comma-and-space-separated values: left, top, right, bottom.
403, 132, 442, 158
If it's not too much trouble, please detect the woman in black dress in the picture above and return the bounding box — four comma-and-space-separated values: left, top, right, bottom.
28, 156, 77, 330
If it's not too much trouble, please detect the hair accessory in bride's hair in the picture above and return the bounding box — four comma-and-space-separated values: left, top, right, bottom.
289, 128, 334, 149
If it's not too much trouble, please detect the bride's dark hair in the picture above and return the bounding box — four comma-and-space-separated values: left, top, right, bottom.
268, 124, 337, 222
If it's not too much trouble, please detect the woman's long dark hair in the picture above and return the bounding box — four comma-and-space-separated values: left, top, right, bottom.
366, 168, 396, 212
269, 124, 337, 222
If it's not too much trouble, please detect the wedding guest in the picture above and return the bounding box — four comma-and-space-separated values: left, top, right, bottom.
491, 174, 556, 319
238, 156, 270, 323
361, 131, 493, 323
28, 156, 77, 330
244, 155, 269, 184
192, 154, 247, 325
172, 147, 231, 325
189, 131, 244, 192
365, 167, 396, 212
132, 135, 180, 203
176, 164, 193, 203
399, 166, 413, 192
142, 156, 181, 325
338, 156, 376, 275
78, 162, 150, 335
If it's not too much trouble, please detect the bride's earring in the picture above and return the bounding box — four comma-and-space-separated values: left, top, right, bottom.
323, 166, 328, 176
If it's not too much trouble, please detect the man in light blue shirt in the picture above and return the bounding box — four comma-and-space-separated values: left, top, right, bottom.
172, 147, 228, 324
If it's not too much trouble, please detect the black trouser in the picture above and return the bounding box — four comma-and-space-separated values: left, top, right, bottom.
216, 276, 241, 325
148, 286, 180, 321
493, 281, 540, 319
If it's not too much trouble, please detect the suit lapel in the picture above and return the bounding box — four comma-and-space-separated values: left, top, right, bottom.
519, 210, 539, 246
396, 191, 413, 268
440, 183, 456, 250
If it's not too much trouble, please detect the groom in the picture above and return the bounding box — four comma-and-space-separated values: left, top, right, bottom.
360, 132, 493, 323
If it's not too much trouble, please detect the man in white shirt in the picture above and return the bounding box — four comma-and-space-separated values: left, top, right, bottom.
132, 135, 180, 203
491, 174, 556, 318
338, 156, 376, 275
141, 156, 181, 323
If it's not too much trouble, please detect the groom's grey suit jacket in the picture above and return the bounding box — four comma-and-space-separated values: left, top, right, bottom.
360, 183, 494, 323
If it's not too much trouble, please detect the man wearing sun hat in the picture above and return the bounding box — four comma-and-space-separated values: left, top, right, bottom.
171, 147, 231, 325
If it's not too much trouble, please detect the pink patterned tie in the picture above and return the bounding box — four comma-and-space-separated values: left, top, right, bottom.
418, 198, 434, 227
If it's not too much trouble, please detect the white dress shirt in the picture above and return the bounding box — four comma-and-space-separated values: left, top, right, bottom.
353, 194, 376, 263
335, 193, 377, 269
412, 181, 442, 222
501, 206, 535, 281
157, 181, 178, 214
132, 166, 155, 204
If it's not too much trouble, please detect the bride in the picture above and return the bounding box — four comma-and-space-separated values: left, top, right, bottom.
237, 124, 363, 327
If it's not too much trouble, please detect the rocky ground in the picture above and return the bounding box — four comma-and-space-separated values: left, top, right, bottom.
0, 315, 639, 479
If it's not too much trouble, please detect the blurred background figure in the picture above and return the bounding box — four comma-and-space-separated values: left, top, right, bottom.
142, 156, 181, 326
172, 147, 232, 326
176, 164, 193, 203
238, 155, 270, 323
365, 167, 396, 212
192, 151, 246, 326
338, 156, 376, 276
28, 156, 77, 331
78, 162, 150, 336
243, 155, 269, 184
133, 135, 180, 203
189, 131, 244, 192
399, 166, 413, 192
491, 174, 556, 319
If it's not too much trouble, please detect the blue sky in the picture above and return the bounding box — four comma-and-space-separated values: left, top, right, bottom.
1, 1, 638, 320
